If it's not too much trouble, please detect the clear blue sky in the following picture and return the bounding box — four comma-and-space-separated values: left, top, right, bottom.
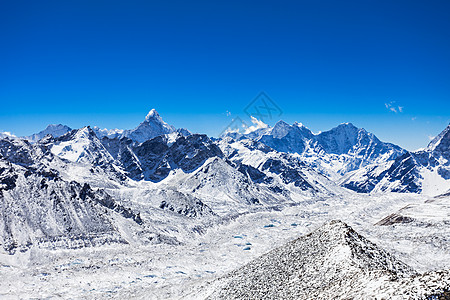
1, 0, 449, 150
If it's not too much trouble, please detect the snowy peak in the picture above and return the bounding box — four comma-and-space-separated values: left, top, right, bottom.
274, 120, 313, 139
427, 123, 450, 155
92, 127, 124, 139
316, 123, 362, 154
93, 109, 183, 143
44, 124, 71, 133
51, 126, 116, 165
127, 109, 176, 143
270, 120, 292, 139
0, 131, 17, 139
340, 122, 450, 195
25, 124, 72, 142
144, 108, 162, 122
210, 220, 414, 299
58, 126, 97, 142
221, 119, 405, 178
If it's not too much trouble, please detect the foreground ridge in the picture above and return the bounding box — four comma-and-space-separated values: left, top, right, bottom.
206, 220, 449, 299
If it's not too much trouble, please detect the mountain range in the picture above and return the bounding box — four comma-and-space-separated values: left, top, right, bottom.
3, 110, 449, 197
223, 120, 407, 180
1, 109, 449, 298
1, 110, 448, 253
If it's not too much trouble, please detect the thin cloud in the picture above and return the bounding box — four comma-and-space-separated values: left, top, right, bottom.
385, 101, 403, 113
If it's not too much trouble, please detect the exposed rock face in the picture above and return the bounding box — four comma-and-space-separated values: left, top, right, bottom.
0, 159, 134, 254
223, 121, 406, 180
102, 133, 223, 182
341, 124, 450, 195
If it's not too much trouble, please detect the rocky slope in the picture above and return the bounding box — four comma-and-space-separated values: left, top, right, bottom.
0, 140, 145, 254
207, 220, 448, 299
340, 123, 450, 195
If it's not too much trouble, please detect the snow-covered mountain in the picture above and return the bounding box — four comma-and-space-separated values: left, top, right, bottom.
207, 220, 448, 299
101, 133, 223, 182
341, 123, 450, 196
93, 109, 190, 143
217, 137, 347, 198
0, 137, 147, 253
1, 111, 449, 298
223, 120, 405, 179
18, 109, 188, 144
0, 114, 345, 254
1, 114, 448, 255
124, 109, 176, 142
24, 124, 72, 142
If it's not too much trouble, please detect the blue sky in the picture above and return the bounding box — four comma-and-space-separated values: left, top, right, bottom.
1, 0, 449, 150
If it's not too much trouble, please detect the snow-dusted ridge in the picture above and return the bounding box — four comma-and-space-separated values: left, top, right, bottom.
205, 220, 449, 299
341, 123, 450, 196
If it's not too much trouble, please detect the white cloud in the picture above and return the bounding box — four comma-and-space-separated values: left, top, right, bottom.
0, 131, 17, 138
385, 101, 403, 113
244, 116, 269, 134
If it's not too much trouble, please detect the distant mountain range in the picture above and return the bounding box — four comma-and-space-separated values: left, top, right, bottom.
2, 109, 449, 197
1, 109, 449, 254
223, 120, 406, 179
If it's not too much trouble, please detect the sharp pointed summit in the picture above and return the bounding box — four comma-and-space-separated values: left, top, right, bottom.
125, 109, 176, 143
427, 123, 450, 153
208, 220, 420, 299
145, 108, 162, 121
91, 109, 190, 143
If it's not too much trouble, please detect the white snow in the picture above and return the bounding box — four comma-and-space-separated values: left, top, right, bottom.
421, 168, 450, 196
